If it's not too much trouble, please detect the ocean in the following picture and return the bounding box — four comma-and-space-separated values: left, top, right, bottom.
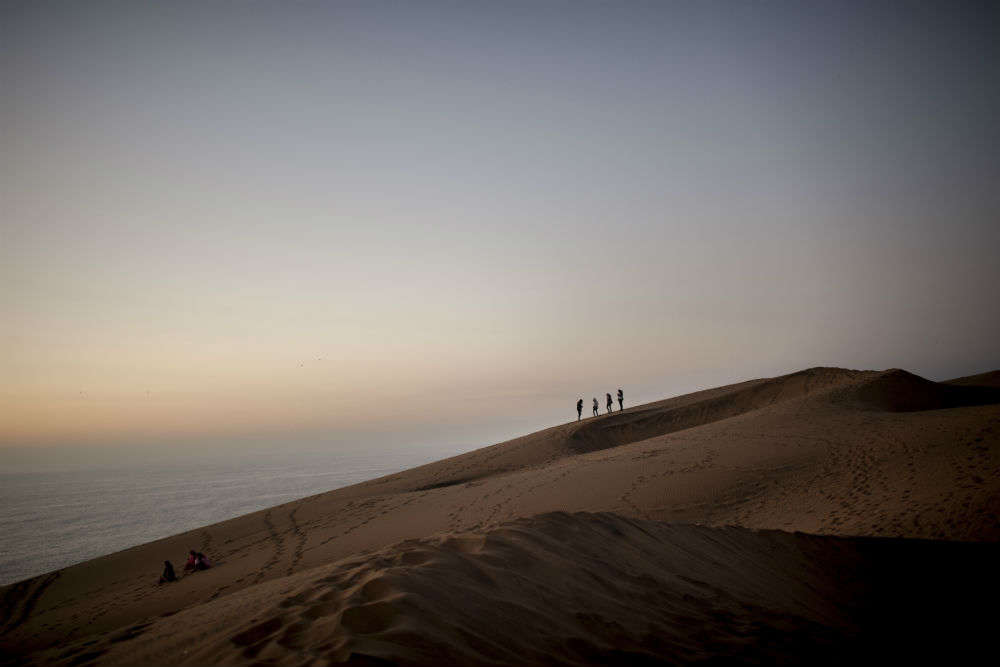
0, 442, 465, 585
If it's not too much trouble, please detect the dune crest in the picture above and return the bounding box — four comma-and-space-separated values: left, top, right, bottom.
402, 366, 872, 488
833, 368, 1000, 412
944, 370, 1000, 388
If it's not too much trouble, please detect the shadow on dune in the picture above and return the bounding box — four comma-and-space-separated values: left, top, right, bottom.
172, 512, 998, 667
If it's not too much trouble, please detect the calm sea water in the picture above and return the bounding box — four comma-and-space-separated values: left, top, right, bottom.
0, 443, 464, 585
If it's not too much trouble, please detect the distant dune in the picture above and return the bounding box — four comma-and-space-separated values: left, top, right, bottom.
943, 369, 1000, 388
3, 367, 999, 665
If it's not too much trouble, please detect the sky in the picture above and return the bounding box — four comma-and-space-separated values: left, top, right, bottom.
3, 1, 999, 456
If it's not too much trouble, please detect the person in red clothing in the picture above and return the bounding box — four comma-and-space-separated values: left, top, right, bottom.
183, 549, 213, 571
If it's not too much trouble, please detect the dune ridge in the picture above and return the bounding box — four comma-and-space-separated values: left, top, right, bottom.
832, 368, 1000, 412
943, 369, 1000, 388
2, 366, 999, 665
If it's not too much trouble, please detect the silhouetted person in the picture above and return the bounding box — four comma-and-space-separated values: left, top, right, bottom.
184, 550, 198, 572
158, 560, 177, 584
592, 397, 599, 417
618, 388, 623, 411
606, 393, 613, 413
576, 398, 583, 420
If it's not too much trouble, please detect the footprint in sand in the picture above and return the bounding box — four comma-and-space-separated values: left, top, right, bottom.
286, 505, 307, 576
254, 510, 285, 584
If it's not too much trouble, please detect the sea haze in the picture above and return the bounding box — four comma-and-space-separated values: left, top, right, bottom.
0, 441, 466, 585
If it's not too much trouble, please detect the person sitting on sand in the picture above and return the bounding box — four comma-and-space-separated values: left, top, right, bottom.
576, 398, 583, 420
183, 549, 213, 572
606, 393, 613, 413
158, 560, 177, 584
592, 397, 599, 417
195, 551, 212, 571
618, 388, 623, 411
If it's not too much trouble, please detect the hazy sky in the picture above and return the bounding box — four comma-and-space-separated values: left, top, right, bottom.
3, 1, 999, 453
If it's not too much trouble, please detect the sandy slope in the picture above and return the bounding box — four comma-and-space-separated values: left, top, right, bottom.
28, 513, 1000, 666
2, 367, 999, 665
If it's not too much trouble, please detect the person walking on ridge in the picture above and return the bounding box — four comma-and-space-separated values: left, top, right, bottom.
606, 393, 613, 414
592, 397, 599, 417
618, 388, 624, 411
576, 398, 583, 421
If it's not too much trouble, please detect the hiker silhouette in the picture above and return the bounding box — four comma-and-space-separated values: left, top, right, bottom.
606, 393, 613, 413
618, 388, 623, 411
592, 397, 599, 417
576, 398, 583, 420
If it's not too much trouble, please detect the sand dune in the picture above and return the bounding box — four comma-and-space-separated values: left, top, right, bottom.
834, 368, 1000, 411
944, 369, 1000, 388
3, 366, 999, 665
31, 512, 1000, 666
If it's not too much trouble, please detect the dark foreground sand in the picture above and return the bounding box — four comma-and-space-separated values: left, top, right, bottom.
3, 367, 999, 665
